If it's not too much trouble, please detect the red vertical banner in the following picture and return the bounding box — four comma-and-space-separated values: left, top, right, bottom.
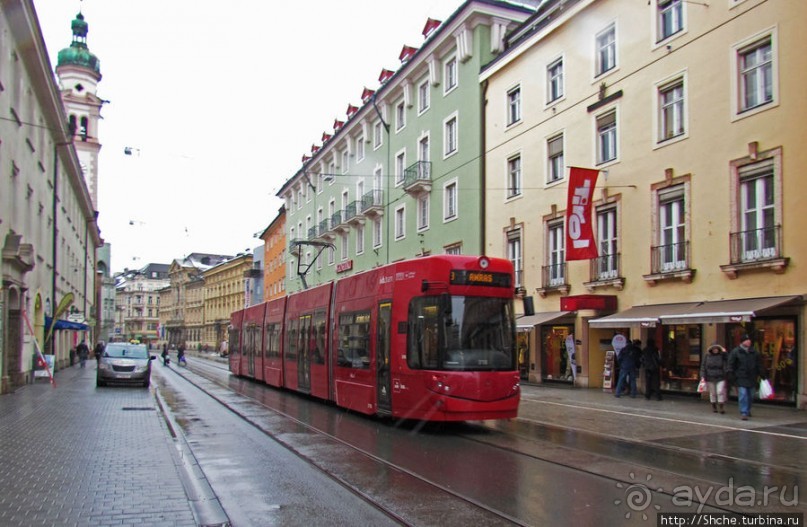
565, 167, 599, 261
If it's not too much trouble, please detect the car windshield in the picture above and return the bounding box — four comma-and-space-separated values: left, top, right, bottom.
104, 344, 149, 359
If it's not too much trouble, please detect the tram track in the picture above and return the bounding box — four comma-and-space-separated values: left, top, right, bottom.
163, 358, 804, 520
160, 358, 529, 526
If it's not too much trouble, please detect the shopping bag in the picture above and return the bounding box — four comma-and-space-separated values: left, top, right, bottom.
759, 379, 774, 400
697, 378, 707, 393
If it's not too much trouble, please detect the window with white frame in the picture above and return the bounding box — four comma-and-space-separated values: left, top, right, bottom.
445, 244, 462, 255
596, 111, 617, 164
507, 86, 521, 126
595, 24, 616, 77
356, 135, 365, 161
328, 244, 335, 265
657, 0, 684, 42
444, 179, 458, 221
737, 34, 774, 113
356, 223, 365, 255
507, 155, 521, 199
395, 205, 406, 240
547, 221, 565, 286
373, 217, 382, 248
658, 186, 687, 271
444, 113, 458, 157
547, 57, 564, 103
417, 194, 429, 231
547, 134, 564, 183
328, 161, 336, 181
596, 207, 618, 280
373, 121, 383, 149
658, 77, 685, 141
340, 232, 348, 261
739, 161, 776, 262
297, 188, 303, 210
444, 55, 458, 93
506, 229, 523, 287
419, 135, 430, 163
418, 79, 430, 114
396, 100, 406, 131
341, 150, 349, 174
395, 150, 406, 185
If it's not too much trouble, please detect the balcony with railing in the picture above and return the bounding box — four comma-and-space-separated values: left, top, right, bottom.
720, 225, 788, 278
345, 200, 365, 225
403, 161, 432, 195
584, 253, 625, 291
537, 262, 569, 297
643, 241, 694, 284
330, 209, 349, 233
317, 218, 334, 240
361, 189, 384, 217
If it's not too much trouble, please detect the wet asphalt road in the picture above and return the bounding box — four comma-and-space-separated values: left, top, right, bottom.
149, 358, 807, 526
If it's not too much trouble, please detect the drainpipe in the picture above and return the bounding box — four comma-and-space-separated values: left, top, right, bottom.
480, 79, 488, 253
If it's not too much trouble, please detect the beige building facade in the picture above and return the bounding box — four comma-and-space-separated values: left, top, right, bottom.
202, 254, 252, 350
483, 0, 806, 406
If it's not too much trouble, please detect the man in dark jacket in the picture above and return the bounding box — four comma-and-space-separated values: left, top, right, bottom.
727, 334, 765, 420
615, 339, 641, 398
641, 339, 663, 401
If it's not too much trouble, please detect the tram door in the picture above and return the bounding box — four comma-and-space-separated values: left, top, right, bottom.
246, 323, 256, 377
298, 314, 312, 393
376, 301, 392, 414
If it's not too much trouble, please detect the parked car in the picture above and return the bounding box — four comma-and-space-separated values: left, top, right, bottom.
97, 342, 156, 388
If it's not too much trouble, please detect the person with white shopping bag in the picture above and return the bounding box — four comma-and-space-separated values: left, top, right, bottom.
727, 334, 766, 421
700, 343, 728, 414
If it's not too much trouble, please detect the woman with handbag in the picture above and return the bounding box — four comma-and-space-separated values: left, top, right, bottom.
700, 343, 728, 414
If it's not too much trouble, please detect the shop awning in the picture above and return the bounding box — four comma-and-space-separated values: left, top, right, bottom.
45, 316, 90, 331
660, 295, 802, 325
516, 311, 573, 329
589, 303, 700, 328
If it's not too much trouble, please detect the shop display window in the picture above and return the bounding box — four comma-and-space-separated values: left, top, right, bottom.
727, 319, 797, 403
660, 324, 702, 393
541, 325, 574, 382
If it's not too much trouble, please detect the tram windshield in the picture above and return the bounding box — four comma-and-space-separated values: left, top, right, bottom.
407, 295, 515, 371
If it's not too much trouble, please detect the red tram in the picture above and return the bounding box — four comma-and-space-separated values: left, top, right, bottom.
228, 255, 520, 421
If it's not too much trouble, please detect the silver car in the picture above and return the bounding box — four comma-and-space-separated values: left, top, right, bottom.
97, 342, 156, 388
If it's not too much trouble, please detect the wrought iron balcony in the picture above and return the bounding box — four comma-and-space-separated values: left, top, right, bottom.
403, 161, 431, 195
643, 241, 694, 284
585, 253, 624, 291
729, 225, 782, 264
345, 200, 364, 225
720, 225, 788, 279
536, 262, 569, 297
361, 189, 384, 217
649, 241, 689, 274
330, 209, 349, 232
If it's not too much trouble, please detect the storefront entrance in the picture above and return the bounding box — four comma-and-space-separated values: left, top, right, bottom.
541, 324, 574, 383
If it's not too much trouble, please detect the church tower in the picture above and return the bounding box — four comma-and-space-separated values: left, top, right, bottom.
56, 12, 103, 209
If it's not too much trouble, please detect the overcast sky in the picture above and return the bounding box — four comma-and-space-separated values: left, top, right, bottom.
33, 0, 466, 273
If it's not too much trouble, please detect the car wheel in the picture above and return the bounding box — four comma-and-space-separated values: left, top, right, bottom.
143, 378, 150, 388
96, 377, 106, 387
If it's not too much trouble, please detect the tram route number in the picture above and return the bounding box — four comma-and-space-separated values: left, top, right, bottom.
657, 513, 803, 527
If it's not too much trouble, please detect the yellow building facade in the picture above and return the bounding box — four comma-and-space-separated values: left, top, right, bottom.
203, 254, 252, 350
483, 0, 806, 407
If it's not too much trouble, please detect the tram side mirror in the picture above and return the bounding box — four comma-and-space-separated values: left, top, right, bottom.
523, 295, 535, 316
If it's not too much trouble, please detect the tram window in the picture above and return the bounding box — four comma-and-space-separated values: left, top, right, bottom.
286, 318, 298, 360
313, 310, 326, 364
229, 330, 240, 356
408, 295, 515, 371
264, 324, 280, 358
337, 311, 370, 369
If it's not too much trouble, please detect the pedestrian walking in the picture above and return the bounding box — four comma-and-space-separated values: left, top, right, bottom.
161, 344, 170, 366
641, 339, 663, 401
94, 341, 105, 364
727, 334, 765, 421
615, 339, 641, 398
76, 339, 90, 368
700, 343, 728, 414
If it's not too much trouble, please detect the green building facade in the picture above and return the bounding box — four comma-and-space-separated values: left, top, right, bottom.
278, 0, 535, 293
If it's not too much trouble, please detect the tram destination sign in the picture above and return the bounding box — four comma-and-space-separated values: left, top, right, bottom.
449, 270, 511, 288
